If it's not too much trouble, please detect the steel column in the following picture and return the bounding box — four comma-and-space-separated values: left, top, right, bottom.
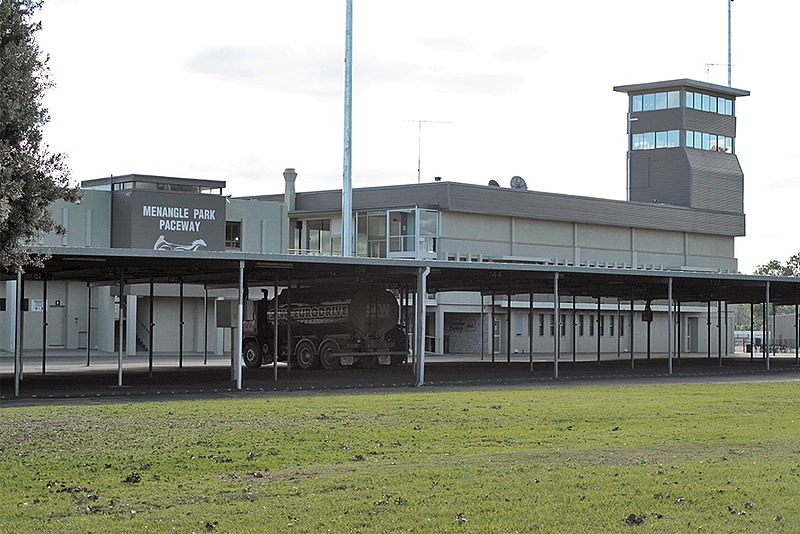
286, 278, 292, 373
749, 303, 754, 361
117, 269, 124, 386
14, 269, 23, 397
86, 283, 92, 366
707, 301, 712, 360
506, 288, 512, 364
667, 277, 673, 376
553, 272, 560, 379
480, 289, 485, 361
179, 280, 184, 369
596, 297, 601, 363
529, 286, 534, 372
630, 297, 635, 369
41, 276, 47, 374
765, 282, 771, 371
203, 285, 208, 365
572, 295, 577, 362
717, 300, 722, 366
795, 301, 799, 365
273, 276, 279, 382
236, 260, 244, 390
676, 301, 681, 360
415, 267, 429, 387
149, 278, 154, 377
491, 290, 496, 363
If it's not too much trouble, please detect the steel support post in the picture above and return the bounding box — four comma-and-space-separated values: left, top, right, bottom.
596, 297, 601, 363
410, 291, 416, 369
286, 278, 292, 373
273, 276, 279, 382
707, 300, 712, 359
480, 289, 485, 361
724, 301, 729, 356
415, 267, 429, 387
203, 285, 208, 365
667, 277, 673, 376
117, 269, 124, 386
553, 272, 560, 379
42, 276, 47, 374
630, 297, 635, 369
616, 298, 621, 359
14, 269, 23, 397
491, 290, 496, 363
765, 282, 771, 371
529, 286, 534, 372
795, 301, 799, 365
506, 288, 512, 364
675, 301, 683, 360
236, 260, 244, 390
179, 280, 184, 369
717, 300, 722, 366
750, 303, 754, 361
573, 295, 577, 362
86, 284, 92, 366
149, 278, 154, 377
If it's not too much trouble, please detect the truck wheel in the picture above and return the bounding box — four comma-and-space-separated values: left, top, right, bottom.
243, 341, 262, 368
318, 340, 340, 370
294, 339, 318, 370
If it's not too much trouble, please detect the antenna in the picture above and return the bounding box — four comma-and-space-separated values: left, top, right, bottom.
704, 63, 727, 81
406, 119, 452, 183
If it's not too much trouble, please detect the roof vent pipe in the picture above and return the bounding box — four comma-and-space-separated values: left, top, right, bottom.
283, 168, 297, 212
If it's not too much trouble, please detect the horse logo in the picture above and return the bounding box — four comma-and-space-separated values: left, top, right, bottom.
153, 235, 207, 251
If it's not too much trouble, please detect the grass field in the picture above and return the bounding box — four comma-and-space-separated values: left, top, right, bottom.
1, 382, 798, 533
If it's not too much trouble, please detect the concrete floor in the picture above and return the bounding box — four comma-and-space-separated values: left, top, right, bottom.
2, 348, 799, 405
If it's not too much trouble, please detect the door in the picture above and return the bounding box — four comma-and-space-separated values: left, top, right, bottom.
493, 319, 502, 354
688, 317, 699, 353
48, 304, 66, 347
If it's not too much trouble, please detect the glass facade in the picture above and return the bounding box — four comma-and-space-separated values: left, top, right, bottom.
632, 130, 680, 150
632, 130, 733, 153
632, 90, 733, 117
686, 130, 733, 153
631, 91, 680, 112
686, 91, 733, 116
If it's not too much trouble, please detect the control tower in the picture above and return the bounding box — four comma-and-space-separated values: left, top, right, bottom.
614, 79, 749, 213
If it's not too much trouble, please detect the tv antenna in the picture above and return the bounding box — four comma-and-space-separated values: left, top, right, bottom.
407, 119, 452, 183
704, 63, 728, 82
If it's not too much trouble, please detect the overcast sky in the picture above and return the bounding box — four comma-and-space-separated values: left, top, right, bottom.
37, 1, 799, 273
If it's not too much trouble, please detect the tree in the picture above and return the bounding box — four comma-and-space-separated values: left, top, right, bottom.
735, 253, 800, 330
1, 0, 78, 273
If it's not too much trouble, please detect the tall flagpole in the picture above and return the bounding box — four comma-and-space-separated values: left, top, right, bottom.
341, 0, 353, 256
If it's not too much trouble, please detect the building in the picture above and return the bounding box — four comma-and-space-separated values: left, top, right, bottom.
2, 79, 750, 359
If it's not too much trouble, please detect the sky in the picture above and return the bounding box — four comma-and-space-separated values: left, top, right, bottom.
36, 0, 800, 274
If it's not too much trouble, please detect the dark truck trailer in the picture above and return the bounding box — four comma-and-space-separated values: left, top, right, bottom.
242, 285, 407, 370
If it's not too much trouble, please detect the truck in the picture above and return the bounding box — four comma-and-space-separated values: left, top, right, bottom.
242, 285, 407, 370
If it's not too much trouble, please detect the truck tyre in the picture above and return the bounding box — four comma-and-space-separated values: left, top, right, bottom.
294, 339, 318, 370
243, 341, 262, 368
318, 340, 340, 370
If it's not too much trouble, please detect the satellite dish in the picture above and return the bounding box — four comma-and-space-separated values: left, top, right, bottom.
510, 176, 528, 190
488, 179, 500, 187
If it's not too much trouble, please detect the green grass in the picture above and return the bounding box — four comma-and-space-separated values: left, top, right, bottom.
1, 382, 799, 532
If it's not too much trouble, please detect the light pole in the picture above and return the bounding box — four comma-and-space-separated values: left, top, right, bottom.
341, 0, 354, 256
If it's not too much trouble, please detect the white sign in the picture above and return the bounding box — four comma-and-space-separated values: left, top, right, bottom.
30, 299, 45, 312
